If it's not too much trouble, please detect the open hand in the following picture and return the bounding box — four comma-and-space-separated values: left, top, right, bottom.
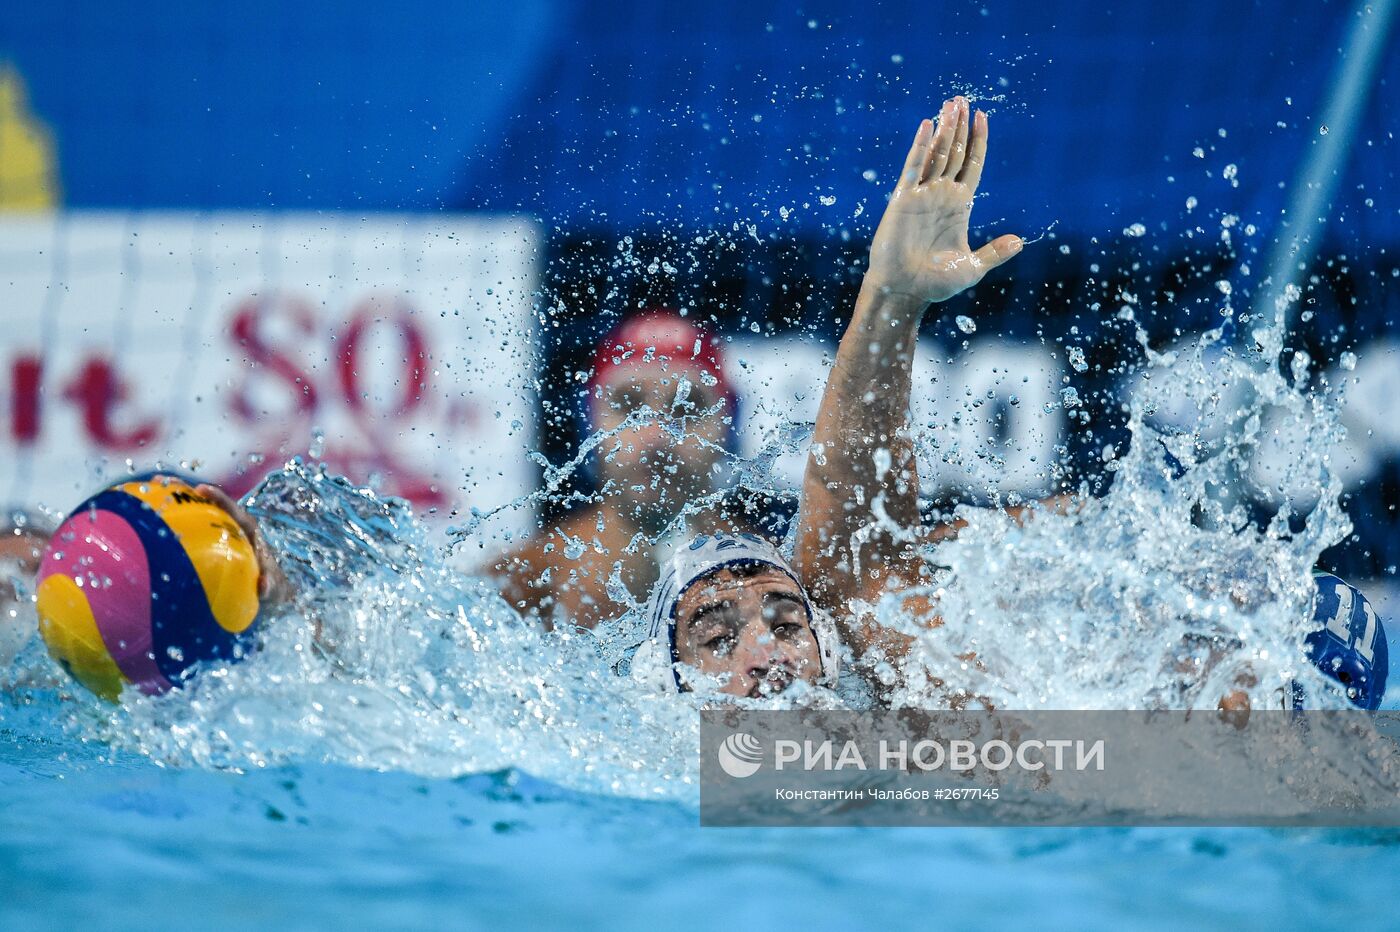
867, 96, 1022, 304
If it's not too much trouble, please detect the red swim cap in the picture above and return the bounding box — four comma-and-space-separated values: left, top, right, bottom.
586, 311, 735, 425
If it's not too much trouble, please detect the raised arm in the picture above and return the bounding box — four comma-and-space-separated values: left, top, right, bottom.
794, 96, 1022, 660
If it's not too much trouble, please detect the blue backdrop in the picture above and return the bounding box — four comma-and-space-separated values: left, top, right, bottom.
3, 0, 1397, 241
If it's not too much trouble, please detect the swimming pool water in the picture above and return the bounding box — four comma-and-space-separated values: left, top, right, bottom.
4, 692, 1397, 931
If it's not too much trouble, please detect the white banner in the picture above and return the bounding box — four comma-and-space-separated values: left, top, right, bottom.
0, 212, 540, 540
728, 336, 1065, 496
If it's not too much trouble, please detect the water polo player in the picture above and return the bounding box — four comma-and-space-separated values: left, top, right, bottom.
630, 532, 1388, 711
491, 310, 738, 630
627, 97, 1389, 712
1212, 570, 1390, 713
625, 97, 1020, 701
1299, 572, 1388, 708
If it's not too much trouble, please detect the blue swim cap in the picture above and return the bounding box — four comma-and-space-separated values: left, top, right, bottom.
1299, 572, 1388, 710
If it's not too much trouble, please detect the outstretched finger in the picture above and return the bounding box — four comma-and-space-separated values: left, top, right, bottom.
922, 99, 957, 183
973, 234, 1024, 272
958, 109, 989, 189
898, 118, 934, 190
944, 97, 970, 179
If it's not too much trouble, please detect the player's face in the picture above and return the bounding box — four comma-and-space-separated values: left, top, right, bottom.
593, 367, 727, 522
673, 566, 822, 697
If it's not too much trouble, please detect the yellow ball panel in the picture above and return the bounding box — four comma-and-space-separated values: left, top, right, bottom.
36, 574, 127, 703
113, 478, 260, 635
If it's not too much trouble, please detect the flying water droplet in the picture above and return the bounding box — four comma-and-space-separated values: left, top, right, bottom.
1291, 350, 1311, 386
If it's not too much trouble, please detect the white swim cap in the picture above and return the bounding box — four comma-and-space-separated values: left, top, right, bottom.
631, 532, 840, 693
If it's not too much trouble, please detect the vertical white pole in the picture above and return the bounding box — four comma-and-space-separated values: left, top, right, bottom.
1255, 0, 1397, 351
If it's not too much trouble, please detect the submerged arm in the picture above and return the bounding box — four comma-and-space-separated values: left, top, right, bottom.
794, 96, 1022, 662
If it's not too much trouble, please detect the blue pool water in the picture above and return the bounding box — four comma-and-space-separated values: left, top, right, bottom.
3, 691, 1397, 931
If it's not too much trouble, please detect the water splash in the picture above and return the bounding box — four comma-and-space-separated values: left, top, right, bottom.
62, 462, 705, 800
880, 312, 1359, 711
0, 204, 1379, 812
26, 289, 1365, 799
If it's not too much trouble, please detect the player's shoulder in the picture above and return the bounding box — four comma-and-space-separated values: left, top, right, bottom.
492, 508, 601, 577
